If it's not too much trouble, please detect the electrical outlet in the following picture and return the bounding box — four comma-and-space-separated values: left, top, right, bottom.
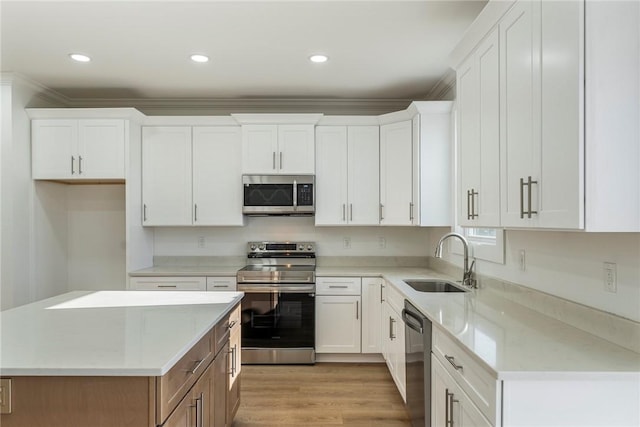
197, 236, 205, 248
343, 237, 351, 249
378, 237, 386, 249
519, 250, 526, 271
603, 262, 617, 293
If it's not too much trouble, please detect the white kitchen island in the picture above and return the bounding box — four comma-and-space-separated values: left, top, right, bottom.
0, 290, 243, 427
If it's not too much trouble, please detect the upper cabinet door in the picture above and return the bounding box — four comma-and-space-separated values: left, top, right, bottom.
348, 126, 380, 225
77, 120, 125, 179
457, 28, 501, 228
192, 126, 243, 226
315, 126, 348, 225
32, 119, 77, 179
32, 119, 126, 180
380, 120, 413, 225
499, 0, 541, 228
142, 127, 193, 226
278, 125, 315, 174
241, 125, 279, 174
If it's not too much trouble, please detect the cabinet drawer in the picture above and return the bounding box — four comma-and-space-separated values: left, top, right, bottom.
316, 277, 362, 295
214, 313, 231, 355
382, 280, 404, 314
228, 303, 241, 334
206, 276, 237, 291
432, 326, 499, 425
156, 330, 214, 424
129, 276, 206, 291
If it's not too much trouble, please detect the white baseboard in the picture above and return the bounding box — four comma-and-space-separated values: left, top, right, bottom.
315, 353, 384, 363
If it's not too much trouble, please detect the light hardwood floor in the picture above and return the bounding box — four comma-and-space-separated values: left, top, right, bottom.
233, 363, 411, 427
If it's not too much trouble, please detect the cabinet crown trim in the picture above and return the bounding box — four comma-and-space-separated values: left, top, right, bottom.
231, 113, 323, 125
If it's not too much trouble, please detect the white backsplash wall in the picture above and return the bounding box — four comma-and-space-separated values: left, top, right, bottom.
153, 216, 432, 257
429, 227, 640, 322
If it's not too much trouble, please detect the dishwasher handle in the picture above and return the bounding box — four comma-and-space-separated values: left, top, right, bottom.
402, 308, 424, 334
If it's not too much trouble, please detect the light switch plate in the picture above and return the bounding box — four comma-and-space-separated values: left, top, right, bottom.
0, 378, 11, 414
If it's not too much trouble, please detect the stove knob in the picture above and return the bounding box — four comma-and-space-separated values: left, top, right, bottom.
298, 244, 304, 251
250, 244, 257, 251
307, 245, 313, 251
259, 244, 266, 250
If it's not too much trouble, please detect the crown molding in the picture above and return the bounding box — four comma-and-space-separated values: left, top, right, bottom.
0, 72, 71, 107
62, 97, 413, 116
424, 69, 456, 101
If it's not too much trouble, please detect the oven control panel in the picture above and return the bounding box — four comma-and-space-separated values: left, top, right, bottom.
247, 241, 315, 253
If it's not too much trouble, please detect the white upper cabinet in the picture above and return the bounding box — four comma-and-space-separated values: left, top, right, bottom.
142, 127, 193, 226
315, 126, 379, 225
32, 119, 125, 180
142, 126, 243, 226
380, 120, 413, 225
453, 0, 638, 231
192, 127, 243, 226
241, 124, 315, 174
457, 28, 501, 228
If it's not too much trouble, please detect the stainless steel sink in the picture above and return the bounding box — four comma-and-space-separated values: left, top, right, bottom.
403, 279, 467, 293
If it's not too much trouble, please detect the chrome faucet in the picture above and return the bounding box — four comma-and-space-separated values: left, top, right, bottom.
434, 232, 477, 289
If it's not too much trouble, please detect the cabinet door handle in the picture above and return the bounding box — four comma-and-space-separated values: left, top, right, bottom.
445, 355, 463, 372
190, 358, 207, 374
390, 317, 396, 340
409, 202, 414, 221
157, 285, 177, 288
519, 178, 525, 219
446, 389, 455, 427
71, 156, 76, 175
380, 284, 384, 303
350, 204, 353, 221
279, 151, 283, 170
379, 204, 384, 221
143, 204, 147, 222
329, 285, 348, 288
195, 393, 204, 427
194, 204, 198, 222
78, 155, 83, 175
471, 189, 478, 219
527, 176, 538, 218
272, 152, 276, 170
342, 204, 346, 221
356, 300, 359, 320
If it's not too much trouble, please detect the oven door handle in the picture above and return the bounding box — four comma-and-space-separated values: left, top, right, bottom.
237, 277, 314, 284
237, 285, 316, 293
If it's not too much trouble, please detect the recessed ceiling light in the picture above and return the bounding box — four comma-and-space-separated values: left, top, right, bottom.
69, 53, 91, 63
190, 54, 209, 63
309, 54, 329, 63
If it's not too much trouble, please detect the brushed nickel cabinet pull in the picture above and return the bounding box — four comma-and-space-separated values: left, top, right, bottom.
342, 204, 346, 221
519, 178, 525, 219
329, 285, 348, 288
350, 204, 353, 221
190, 358, 206, 374
527, 176, 538, 218
279, 152, 283, 170
272, 152, 276, 170
78, 155, 83, 175
445, 355, 463, 372
143, 204, 147, 222
380, 283, 384, 303
71, 156, 76, 175
409, 202, 414, 221
195, 393, 203, 427
390, 317, 396, 339
194, 204, 198, 222
379, 204, 384, 221
445, 388, 451, 427
471, 188, 478, 219
157, 285, 177, 288
356, 300, 359, 320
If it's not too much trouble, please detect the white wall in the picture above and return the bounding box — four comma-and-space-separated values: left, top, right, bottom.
153, 216, 432, 257
67, 185, 126, 291
430, 227, 640, 322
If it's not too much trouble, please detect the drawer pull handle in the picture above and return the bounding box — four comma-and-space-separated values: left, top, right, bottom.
190, 358, 207, 374
328, 285, 349, 288
213, 285, 229, 288
228, 320, 237, 329
445, 355, 463, 372
157, 285, 177, 288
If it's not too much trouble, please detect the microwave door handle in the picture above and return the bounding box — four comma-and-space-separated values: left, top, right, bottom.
293, 179, 298, 211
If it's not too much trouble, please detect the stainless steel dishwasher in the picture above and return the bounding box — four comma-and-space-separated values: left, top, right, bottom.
402, 300, 431, 427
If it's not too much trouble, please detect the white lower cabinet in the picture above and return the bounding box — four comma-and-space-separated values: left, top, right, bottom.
381, 281, 406, 401
315, 277, 362, 354
361, 278, 383, 353
206, 277, 237, 292
432, 355, 492, 427
129, 276, 206, 291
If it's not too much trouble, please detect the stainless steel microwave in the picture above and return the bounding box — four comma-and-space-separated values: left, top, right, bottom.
242, 175, 314, 216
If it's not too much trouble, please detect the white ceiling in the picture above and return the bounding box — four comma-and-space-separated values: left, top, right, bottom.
1, 1, 486, 107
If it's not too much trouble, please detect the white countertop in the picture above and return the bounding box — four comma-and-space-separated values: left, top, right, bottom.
0, 291, 243, 376
318, 267, 640, 380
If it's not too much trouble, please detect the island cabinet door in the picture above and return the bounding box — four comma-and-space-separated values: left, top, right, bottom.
212, 342, 230, 427
163, 359, 214, 427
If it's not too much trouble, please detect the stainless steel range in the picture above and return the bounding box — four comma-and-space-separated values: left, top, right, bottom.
236, 241, 316, 364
